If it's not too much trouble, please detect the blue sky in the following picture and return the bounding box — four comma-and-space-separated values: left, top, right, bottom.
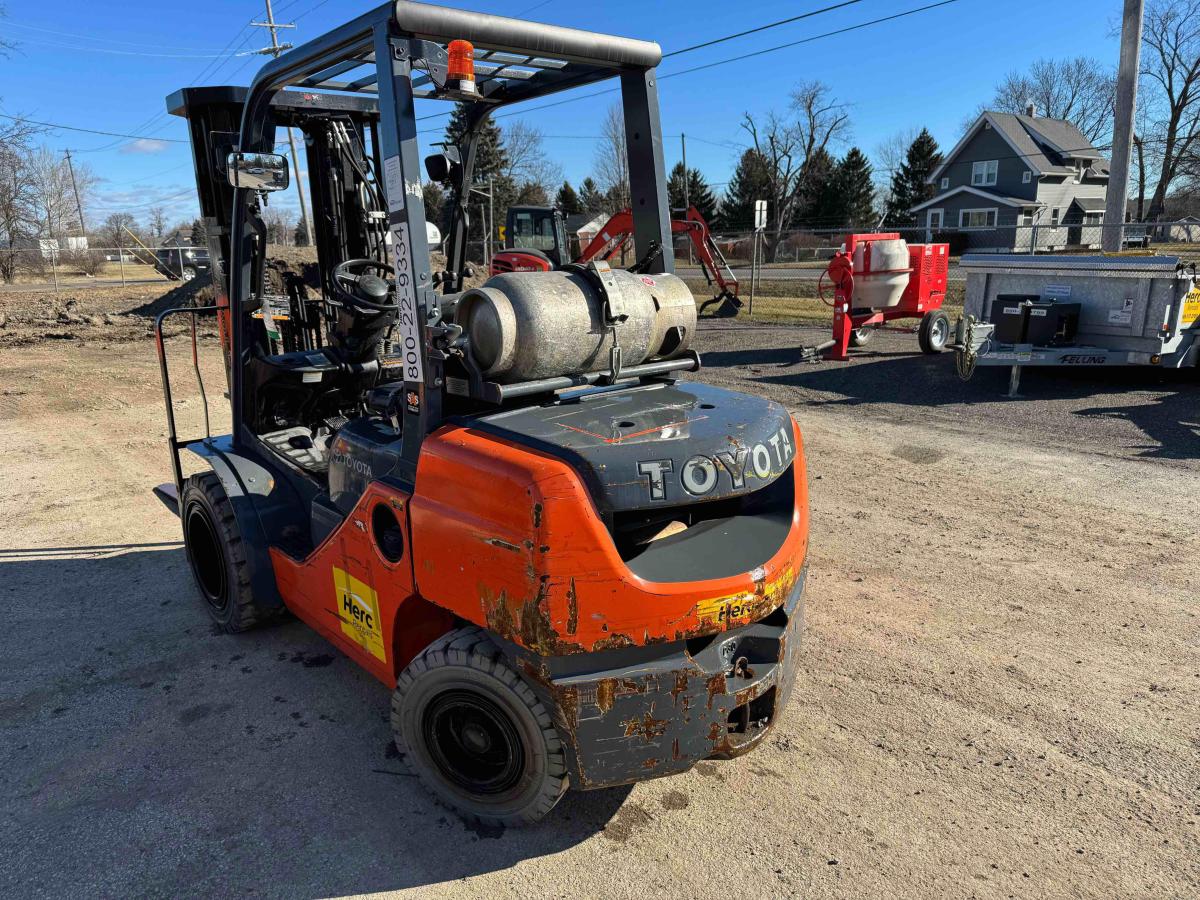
0, 0, 1122, 229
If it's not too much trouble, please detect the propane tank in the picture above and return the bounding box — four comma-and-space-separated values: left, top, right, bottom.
454, 269, 697, 382
849, 237, 910, 309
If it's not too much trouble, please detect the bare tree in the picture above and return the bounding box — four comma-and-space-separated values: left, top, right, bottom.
1140, 0, 1200, 220
0, 5, 15, 57
0, 117, 39, 282
501, 120, 562, 194
593, 104, 629, 211
741, 80, 849, 259
990, 57, 1116, 143
101, 212, 137, 249
147, 206, 167, 243
872, 127, 921, 197
263, 208, 292, 246
26, 148, 79, 238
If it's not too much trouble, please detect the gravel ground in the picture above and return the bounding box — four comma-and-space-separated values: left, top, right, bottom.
0, 314, 1197, 899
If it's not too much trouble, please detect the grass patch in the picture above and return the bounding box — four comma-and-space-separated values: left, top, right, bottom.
685, 279, 965, 326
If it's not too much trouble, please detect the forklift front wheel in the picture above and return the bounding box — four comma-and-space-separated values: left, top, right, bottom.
180, 472, 264, 633
919, 310, 951, 354
850, 327, 873, 347
392, 627, 568, 827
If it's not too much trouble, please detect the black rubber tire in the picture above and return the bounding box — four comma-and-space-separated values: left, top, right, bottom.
850, 327, 873, 347
180, 266, 198, 282
391, 626, 568, 827
919, 310, 951, 354
180, 472, 264, 633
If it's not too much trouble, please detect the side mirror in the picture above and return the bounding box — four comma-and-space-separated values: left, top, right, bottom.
226, 152, 289, 191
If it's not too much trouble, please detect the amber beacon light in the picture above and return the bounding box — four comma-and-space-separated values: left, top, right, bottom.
446, 39, 476, 92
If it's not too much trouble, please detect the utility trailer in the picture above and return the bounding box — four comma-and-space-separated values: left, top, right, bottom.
955, 253, 1200, 394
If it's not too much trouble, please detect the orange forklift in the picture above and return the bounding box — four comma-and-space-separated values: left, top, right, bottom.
155, 1, 808, 827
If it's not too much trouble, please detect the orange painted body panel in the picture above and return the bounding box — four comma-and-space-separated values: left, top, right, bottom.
270, 486, 451, 687
269, 418, 808, 685
409, 419, 809, 656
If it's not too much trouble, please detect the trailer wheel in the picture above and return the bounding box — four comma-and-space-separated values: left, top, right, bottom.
180, 472, 264, 633
919, 310, 950, 354
392, 626, 568, 827
850, 327, 873, 347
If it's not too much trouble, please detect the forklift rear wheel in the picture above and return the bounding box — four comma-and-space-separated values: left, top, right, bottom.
918, 310, 950, 354
850, 327, 873, 347
180, 472, 264, 633
392, 627, 568, 827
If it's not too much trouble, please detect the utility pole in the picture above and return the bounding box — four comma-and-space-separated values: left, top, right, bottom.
63, 149, 86, 237
681, 133, 693, 264
1103, 0, 1144, 252
252, 0, 313, 247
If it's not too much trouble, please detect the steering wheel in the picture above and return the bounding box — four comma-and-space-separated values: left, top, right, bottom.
331, 259, 395, 310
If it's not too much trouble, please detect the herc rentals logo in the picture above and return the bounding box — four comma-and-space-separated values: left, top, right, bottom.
332, 567, 386, 663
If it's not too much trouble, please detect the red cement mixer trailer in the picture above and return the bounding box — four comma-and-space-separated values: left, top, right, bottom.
815, 232, 951, 360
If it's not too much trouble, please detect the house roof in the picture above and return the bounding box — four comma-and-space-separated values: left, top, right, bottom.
1070, 196, 1106, 212
911, 185, 1042, 212
927, 111, 1110, 183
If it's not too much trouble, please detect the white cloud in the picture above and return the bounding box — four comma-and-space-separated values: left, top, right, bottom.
121, 139, 169, 154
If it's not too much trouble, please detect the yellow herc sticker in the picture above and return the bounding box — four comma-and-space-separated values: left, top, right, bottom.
332, 567, 386, 663
1183, 288, 1200, 326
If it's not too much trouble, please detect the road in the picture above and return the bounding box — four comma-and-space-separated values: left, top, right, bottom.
0, 322, 1196, 898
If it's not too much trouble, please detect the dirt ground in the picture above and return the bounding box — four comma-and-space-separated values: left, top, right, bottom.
0, 289, 1197, 898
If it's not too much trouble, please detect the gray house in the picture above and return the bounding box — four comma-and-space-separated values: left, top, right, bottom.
913, 108, 1110, 251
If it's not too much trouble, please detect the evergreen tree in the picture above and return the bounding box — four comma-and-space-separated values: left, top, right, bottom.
884, 129, 942, 227
718, 149, 771, 231
444, 102, 507, 180
444, 103, 508, 251
579, 177, 606, 214
556, 180, 584, 215
667, 162, 719, 224
829, 148, 875, 229
792, 147, 838, 228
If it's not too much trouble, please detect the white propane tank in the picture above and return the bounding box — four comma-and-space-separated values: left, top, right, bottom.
851, 238, 910, 309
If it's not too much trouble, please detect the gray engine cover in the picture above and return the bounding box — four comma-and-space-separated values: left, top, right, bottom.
469, 381, 795, 513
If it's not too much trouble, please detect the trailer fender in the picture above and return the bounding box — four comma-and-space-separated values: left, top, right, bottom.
176, 438, 287, 613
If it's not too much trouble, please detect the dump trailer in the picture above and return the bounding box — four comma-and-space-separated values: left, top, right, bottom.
154, 1, 809, 827
955, 253, 1200, 392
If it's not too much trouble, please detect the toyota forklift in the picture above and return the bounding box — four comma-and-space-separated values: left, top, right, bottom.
155, 0, 809, 827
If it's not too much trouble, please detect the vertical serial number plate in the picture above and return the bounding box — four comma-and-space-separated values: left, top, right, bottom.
389, 220, 424, 384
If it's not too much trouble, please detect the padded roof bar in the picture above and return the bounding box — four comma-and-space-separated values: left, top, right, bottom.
392, 0, 661, 68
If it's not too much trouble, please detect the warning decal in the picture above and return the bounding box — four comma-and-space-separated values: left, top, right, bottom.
1183, 288, 1200, 327
333, 567, 386, 663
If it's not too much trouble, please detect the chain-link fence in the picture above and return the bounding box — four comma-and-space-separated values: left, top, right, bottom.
0, 244, 210, 293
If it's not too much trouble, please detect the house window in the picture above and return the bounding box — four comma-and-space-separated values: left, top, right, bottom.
972, 160, 998, 186
928, 209, 943, 230
1051, 208, 1060, 227
1022, 170, 1032, 184
940, 176, 949, 189
960, 208, 998, 229
1021, 209, 1035, 226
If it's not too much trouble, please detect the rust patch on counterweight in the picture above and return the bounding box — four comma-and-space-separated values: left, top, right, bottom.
622, 709, 668, 742
565, 578, 578, 636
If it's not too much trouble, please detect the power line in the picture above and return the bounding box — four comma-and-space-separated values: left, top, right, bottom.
0, 112, 188, 143
661, 0, 866, 58
661, 0, 963, 81
3, 20, 246, 50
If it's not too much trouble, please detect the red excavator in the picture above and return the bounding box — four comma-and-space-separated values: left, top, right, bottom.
491, 204, 743, 317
